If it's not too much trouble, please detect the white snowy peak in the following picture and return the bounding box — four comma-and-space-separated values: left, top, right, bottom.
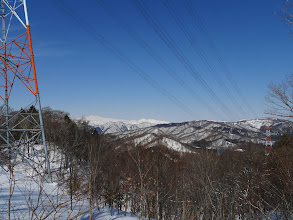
80, 115, 169, 134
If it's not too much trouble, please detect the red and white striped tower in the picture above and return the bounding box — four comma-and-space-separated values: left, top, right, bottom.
0, 0, 51, 179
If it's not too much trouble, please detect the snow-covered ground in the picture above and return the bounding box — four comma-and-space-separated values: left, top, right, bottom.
0, 162, 138, 220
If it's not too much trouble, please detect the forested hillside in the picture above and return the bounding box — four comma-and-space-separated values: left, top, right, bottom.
41, 107, 293, 219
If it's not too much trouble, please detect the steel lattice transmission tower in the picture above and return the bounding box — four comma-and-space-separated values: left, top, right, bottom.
0, 0, 50, 177
265, 117, 273, 155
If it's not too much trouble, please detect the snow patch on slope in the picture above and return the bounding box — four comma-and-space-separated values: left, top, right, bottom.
162, 137, 191, 153
237, 119, 271, 130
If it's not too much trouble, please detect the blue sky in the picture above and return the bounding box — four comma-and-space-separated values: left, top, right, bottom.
17, 0, 293, 122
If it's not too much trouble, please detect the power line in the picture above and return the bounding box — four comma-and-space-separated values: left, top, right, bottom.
53, 0, 199, 119
96, 0, 224, 120
184, 0, 258, 119
129, 0, 238, 120
163, 0, 248, 118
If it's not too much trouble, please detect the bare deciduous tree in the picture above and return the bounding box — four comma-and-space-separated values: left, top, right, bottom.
280, 0, 293, 32
266, 74, 293, 118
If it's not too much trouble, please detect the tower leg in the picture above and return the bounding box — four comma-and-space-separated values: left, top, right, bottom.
5, 100, 10, 167
36, 94, 51, 182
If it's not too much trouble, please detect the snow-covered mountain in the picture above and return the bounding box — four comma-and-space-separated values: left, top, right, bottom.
80, 116, 293, 152
81, 115, 169, 134
114, 119, 293, 151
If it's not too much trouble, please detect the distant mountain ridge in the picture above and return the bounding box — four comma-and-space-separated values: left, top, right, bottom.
81, 115, 169, 134
116, 119, 292, 151
80, 116, 293, 152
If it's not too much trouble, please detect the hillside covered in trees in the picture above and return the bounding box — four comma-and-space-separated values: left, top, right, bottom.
39, 107, 293, 219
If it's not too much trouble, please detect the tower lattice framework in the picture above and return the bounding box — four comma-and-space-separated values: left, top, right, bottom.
0, 0, 50, 177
